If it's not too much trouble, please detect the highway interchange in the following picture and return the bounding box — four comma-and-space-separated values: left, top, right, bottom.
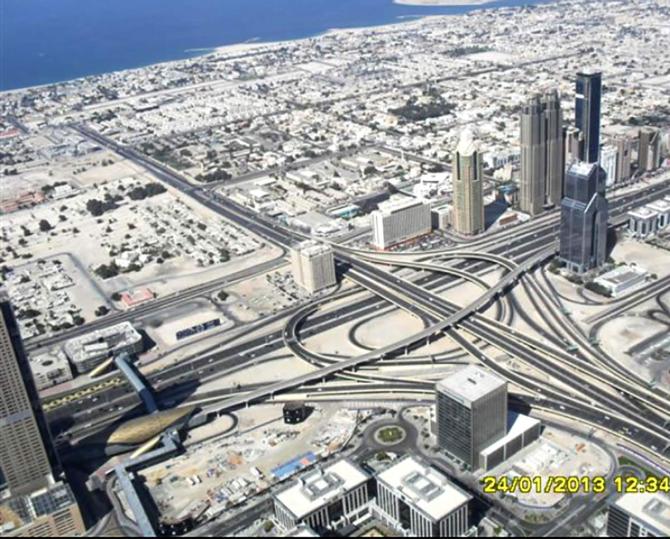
43, 125, 670, 471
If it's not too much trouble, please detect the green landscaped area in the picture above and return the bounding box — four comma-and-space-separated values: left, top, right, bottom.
376, 426, 405, 444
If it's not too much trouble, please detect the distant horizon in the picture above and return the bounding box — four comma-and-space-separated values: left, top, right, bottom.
1, 0, 552, 91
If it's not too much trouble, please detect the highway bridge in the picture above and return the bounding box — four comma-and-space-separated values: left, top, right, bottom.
62, 125, 670, 464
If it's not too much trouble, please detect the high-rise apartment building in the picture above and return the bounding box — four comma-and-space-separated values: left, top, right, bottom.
290, 240, 337, 294
600, 144, 617, 187
370, 196, 432, 250
575, 71, 602, 164
615, 136, 633, 183
519, 91, 565, 215
0, 290, 58, 497
559, 161, 609, 273
639, 126, 662, 172
452, 129, 485, 235
436, 365, 507, 469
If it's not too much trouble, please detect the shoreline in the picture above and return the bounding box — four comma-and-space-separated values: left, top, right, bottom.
0, 0, 545, 96
394, 0, 492, 4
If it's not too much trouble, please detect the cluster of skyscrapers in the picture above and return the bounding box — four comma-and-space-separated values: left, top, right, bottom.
518, 71, 610, 273
517, 70, 666, 274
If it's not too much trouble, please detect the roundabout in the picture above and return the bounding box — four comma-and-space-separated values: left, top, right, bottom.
373, 425, 407, 446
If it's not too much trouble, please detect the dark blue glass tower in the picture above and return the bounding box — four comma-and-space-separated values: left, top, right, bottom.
575, 72, 602, 164
559, 162, 609, 273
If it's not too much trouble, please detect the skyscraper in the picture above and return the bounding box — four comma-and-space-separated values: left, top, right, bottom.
0, 290, 58, 497
575, 71, 602, 164
600, 144, 618, 187
519, 90, 565, 215
519, 95, 546, 216
615, 136, 632, 183
436, 365, 507, 469
639, 127, 662, 172
559, 161, 609, 273
452, 128, 485, 235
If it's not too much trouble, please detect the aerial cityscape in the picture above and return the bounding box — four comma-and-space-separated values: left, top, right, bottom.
1, 0, 669, 537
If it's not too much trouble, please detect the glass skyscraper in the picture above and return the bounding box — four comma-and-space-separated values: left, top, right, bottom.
575, 71, 602, 164
559, 162, 609, 273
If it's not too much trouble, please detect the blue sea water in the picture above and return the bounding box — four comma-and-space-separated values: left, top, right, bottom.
0, 0, 549, 91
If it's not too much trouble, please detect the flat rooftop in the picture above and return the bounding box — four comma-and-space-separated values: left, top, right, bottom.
628, 207, 658, 219
614, 492, 670, 536
596, 265, 646, 286
647, 199, 670, 212
436, 365, 506, 404
377, 455, 471, 521
570, 161, 597, 177
274, 458, 369, 521
377, 195, 426, 215
294, 239, 332, 257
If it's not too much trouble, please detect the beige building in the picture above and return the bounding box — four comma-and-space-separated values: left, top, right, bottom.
639, 127, 662, 172
0, 290, 55, 497
0, 482, 85, 537
452, 129, 485, 235
519, 91, 565, 216
371, 195, 432, 250
291, 241, 337, 294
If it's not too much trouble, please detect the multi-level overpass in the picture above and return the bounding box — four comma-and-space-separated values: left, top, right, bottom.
60, 125, 670, 464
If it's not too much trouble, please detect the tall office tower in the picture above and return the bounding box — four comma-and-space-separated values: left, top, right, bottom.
559, 161, 609, 273
452, 128, 485, 235
600, 144, 618, 187
544, 89, 566, 206
436, 365, 507, 470
370, 195, 432, 250
290, 240, 337, 294
639, 126, 662, 172
519, 95, 546, 216
519, 91, 566, 215
0, 290, 58, 497
575, 71, 602, 164
615, 136, 632, 183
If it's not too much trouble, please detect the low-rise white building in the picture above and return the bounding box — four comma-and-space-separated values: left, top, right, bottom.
371, 196, 432, 250
628, 206, 659, 239
607, 491, 670, 537
647, 198, 670, 230
375, 455, 471, 537
63, 321, 143, 373
273, 459, 370, 534
593, 265, 648, 298
628, 196, 670, 239
431, 203, 452, 231
30, 351, 73, 391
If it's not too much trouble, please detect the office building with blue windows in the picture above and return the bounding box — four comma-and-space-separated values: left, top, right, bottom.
575, 71, 602, 164
559, 161, 609, 273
